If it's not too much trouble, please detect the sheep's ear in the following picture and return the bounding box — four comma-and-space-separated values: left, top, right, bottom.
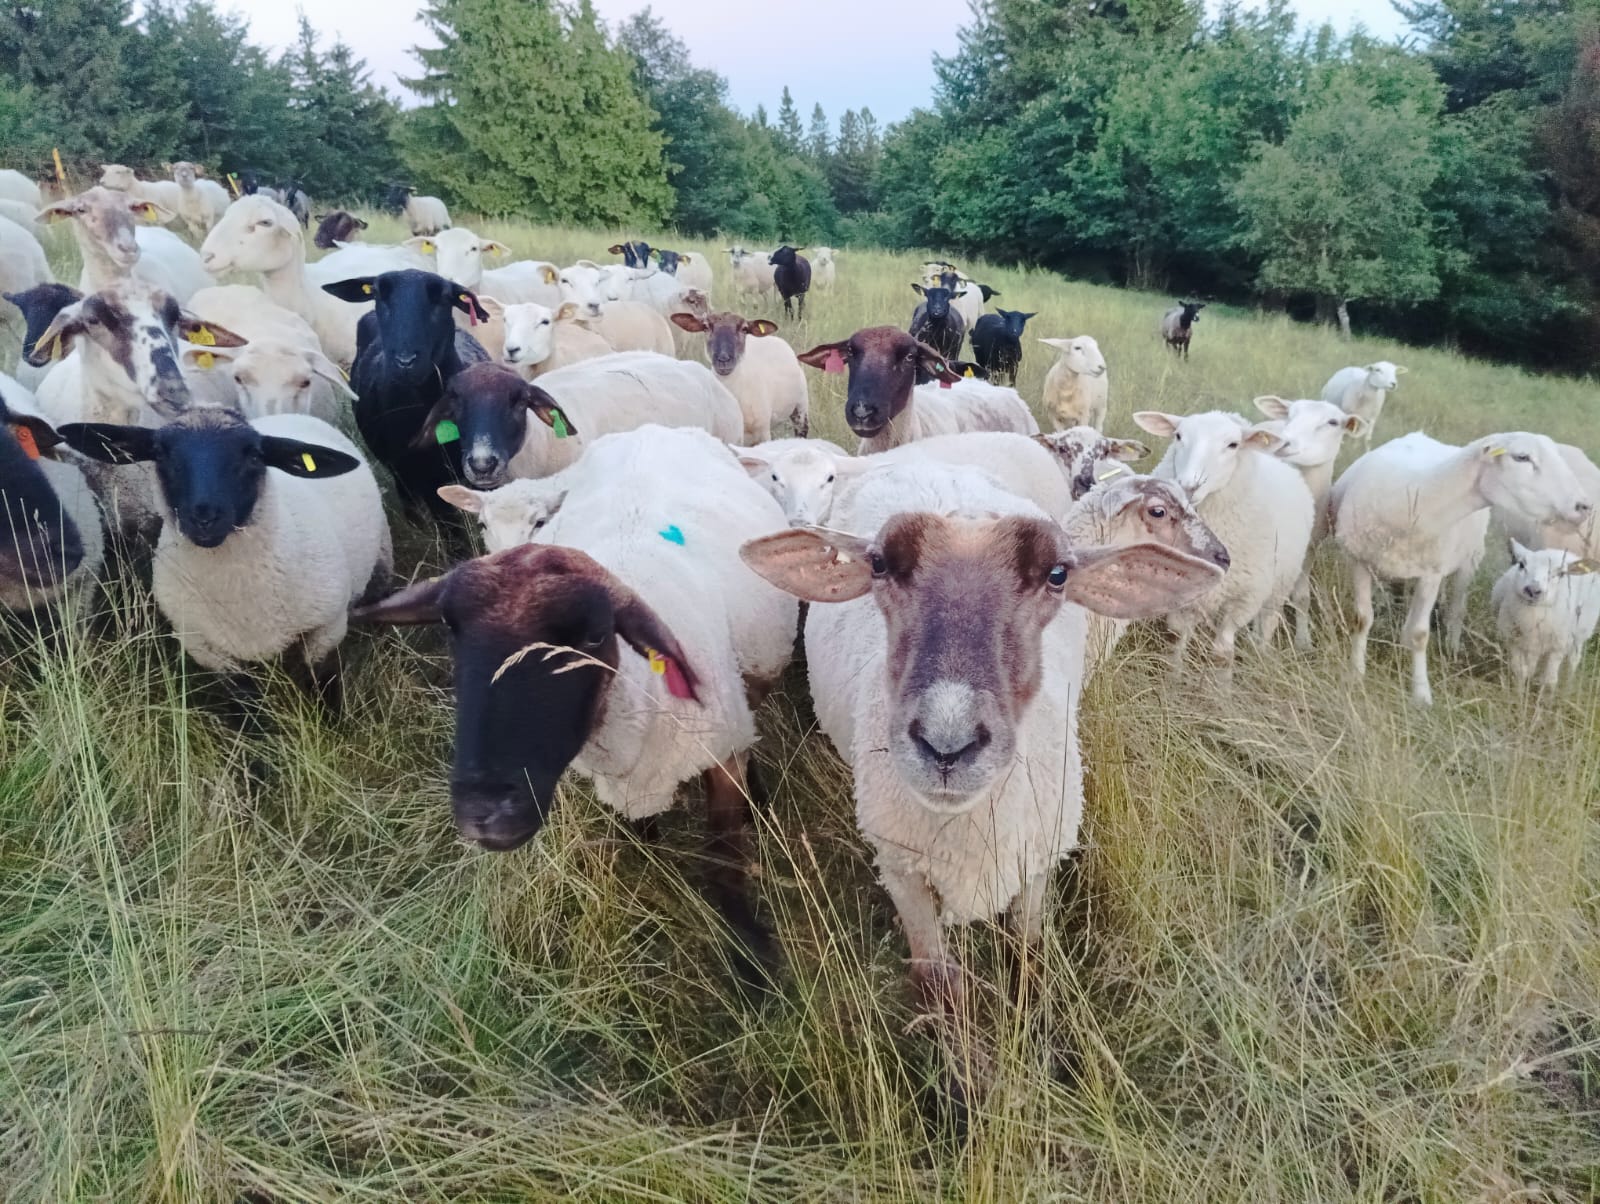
521, 384, 576, 439
740, 527, 875, 604
450, 288, 490, 323
670, 312, 707, 333
1394, 365, 1409, 375
1508, 537, 1533, 563
1242, 428, 1282, 453
436, 484, 485, 515
260, 437, 361, 479
915, 344, 963, 385
1109, 438, 1150, 463
554, 301, 578, 321
1343, 413, 1373, 438
910, 283, 926, 296
180, 345, 238, 371
176, 316, 248, 349
1057, 540, 1224, 621
607, 244, 625, 255
745, 319, 779, 337
39, 199, 86, 224
308, 350, 356, 399
484, 240, 511, 259
610, 587, 701, 702
1037, 337, 1069, 350
1252, 395, 1290, 420
403, 236, 436, 255
797, 339, 849, 372
4, 412, 64, 456
1132, 411, 1181, 438
322, 277, 378, 304
130, 200, 176, 225
58, 422, 158, 465
476, 296, 505, 321
26, 305, 86, 365
737, 452, 771, 479
354, 216, 369, 230
353, 575, 447, 626
1565, 558, 1599, 577
680, 252, 695, 264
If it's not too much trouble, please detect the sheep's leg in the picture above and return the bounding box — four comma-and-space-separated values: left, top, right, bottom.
1291, 565, 1315, 651
1403, 574, 1444, 706
1540, 650, 1563, 691
1256, 605, 1284, 648
1442, 566, 1473, 657
1010, 870, 1050, 949
1509, 647, 1533, 688
1167, 615, 1196, 675
1350, 561, 1375, 678
1210, 618, 1239, 686
702, 753, 777, 991
881, 863, 962, 1020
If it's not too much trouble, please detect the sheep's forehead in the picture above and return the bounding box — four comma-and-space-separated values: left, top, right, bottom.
772, 447, 835, 481
1283, 399, 1345, 430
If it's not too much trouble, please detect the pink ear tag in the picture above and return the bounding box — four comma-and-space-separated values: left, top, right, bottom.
460, 294, 477, 326
939, 377, 954, 389
647, 647, 695, 699
822, 349, 844, 374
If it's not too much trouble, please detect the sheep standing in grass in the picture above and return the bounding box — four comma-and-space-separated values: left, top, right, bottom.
385, 184, 450, 236
969, 309, 1036, 385
358, 425, 798, 983
654, 248, 716, 297
1492, 540, 1600, 690
61, 407, 390, 704
1321, 361, 1404, 438
808, 247, 837, 291
99, 165, 183, 215
169, 162, 229, 237
740, 460, 1221, 1057
1331, 431, 1591, 706
1160, 301, 1204, 357
728, 247, 776, 300
1252, 396, 1371, 649
669, 310, 809, 442
1134, 410, 1315, 673
556, 261, 676, 355
1039, 336, 1109, 431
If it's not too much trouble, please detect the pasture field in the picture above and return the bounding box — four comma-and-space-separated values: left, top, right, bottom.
3, 213, 1599, 1202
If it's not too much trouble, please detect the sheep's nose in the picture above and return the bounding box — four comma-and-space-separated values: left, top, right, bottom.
504, 346, 521, 360
910, 720, 991, 775
1576, 499, 1593, 515
466, 452, 501, 478
1522, 584, 1545, 601
395, 352, 418, 370
1211, 547, 1231, 570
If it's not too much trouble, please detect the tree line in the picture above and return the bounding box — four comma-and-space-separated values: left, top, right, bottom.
2, 0, 1597, 372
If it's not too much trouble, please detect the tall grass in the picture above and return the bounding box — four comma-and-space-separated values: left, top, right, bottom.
2, 211, 1597, 1202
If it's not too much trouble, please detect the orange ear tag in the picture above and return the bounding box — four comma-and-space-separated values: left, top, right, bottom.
12, 426, 40, 460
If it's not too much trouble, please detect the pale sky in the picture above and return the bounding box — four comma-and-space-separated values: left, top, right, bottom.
214, 0, 1410, 124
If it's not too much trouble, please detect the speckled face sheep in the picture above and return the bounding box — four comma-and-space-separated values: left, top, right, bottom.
0, 400, 84, 601
1033, 427, 1150, 499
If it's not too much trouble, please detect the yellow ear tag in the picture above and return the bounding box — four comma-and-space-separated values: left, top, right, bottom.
301, 452, 317, 473
964, 366, 975, 378
1096, 465, 1125, 481
194, 350, 215, 369
361, 283, 374, 295
647, 648, 667, 676
422, 240, 435, 254
188, 325, 216, 347
1487, 447, 1507, 457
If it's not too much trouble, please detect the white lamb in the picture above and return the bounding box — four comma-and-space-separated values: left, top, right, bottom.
43, 187, 212, 303
397, 191, 451, 236
739, 459, 1221, 1041
1039, 336, 1109, 431
1134, 409, 1316, 672
668, 310, 809, 443
170, 162, 230, 237
499, 300, 613, 379
1492, 541, 1600, 690
1332, 430, 1591, 706
0, 214, 51, 300
407, 228, 561, 307
1321, 361, 1404, 438
60, 407, 391, 689
1252, 395, 1371, 648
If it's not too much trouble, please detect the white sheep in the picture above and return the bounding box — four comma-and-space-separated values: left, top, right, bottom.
99, 164, 183, 214
0, 200, 40, 234
871, 378, 1037, 454
0, 214, 51, 300
498, 299, 614, 379
43, 187, 212, 303
809, 247, 837, 291
61, 407, 391, 691
1321, 361, 1404, 437
555, 261, 676, 353
1492, 540, 1600, 690
739, 458, 1221, 1040
169, 162, 230, 236
727, 247, 776, 298
1134, 409, 1316, 672
389, 188, 450, 236
1500, 443, 1600, 562
1332, 431, 1591, 705
668, 310, 808, 443
1251, 395, 1371, 648
406, 228, 561, 308
0, 169, 42, 211
735, 437, 851, 526
1038, 336, 1109, 431
657, 249, 715, 296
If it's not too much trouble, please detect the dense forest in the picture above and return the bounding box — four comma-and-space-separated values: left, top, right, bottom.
1, 0, 1597, 371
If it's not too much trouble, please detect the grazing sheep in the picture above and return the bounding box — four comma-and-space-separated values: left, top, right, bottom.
322, 269, 490, 520
358, 425, 798, 982
739, 460, 1221, 1053
728, 246, 777, 299
654, 248, 715, 297
499, 300, 613, 379
1500, 443, 1600, 561
1039, 336, 1109, 431
1032, 426, 1150, 500
1492, 540, 1600, 689
1134, 409, 1315, 673
423, 353, 743, 490
408, 228, 561, 308
908, 283, 966, 362
42, 187, 211, 303
98, 164, 183, 214
61, 407, 389, 703
969, 309, 1036, 386
384, 183, 450, 236
4, 282, 81, 391
0, 169, 42, 211
767, 246, 810, 320
1160, 300, 1205, 357
799, 326, 1036, 454
1331, 430, 1591, 706
669, 310, 808, 442
0, 383, 100, 614
169, 162, 229, 236
1252, 395, 1371, 648
313, 210, 368, 250
1321, 361, 1403, 437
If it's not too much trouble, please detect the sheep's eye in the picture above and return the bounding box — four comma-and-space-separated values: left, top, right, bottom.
533, 518, 547, 530
825, 474, 835, 484
1173, 432, 1182, 442
1046, 564, 1069, 590
540, 319, 550, 327
1148, 505, 1166, 519
1227, 441, 1239, 450
771, 472, 779, 482
294, 378, 311, 391
1327, 419, 1339, 427
869, 552, 888, 577
1512, 452, 1532, 464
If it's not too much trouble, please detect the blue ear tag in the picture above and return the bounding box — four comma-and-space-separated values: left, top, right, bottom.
435, 420, 460, 444
659, 524, 685, 546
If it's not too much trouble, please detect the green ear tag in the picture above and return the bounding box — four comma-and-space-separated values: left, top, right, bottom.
435, 420, 460, 444
551, 412, 570, 439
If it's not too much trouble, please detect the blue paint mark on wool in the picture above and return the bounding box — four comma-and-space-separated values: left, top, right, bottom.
659, 524, 685, 546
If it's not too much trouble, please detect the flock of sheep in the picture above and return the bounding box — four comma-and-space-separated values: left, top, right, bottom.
1, 161, 1597, 1087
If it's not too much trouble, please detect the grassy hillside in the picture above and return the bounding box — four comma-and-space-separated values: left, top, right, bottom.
3, 212, 1598, 1202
